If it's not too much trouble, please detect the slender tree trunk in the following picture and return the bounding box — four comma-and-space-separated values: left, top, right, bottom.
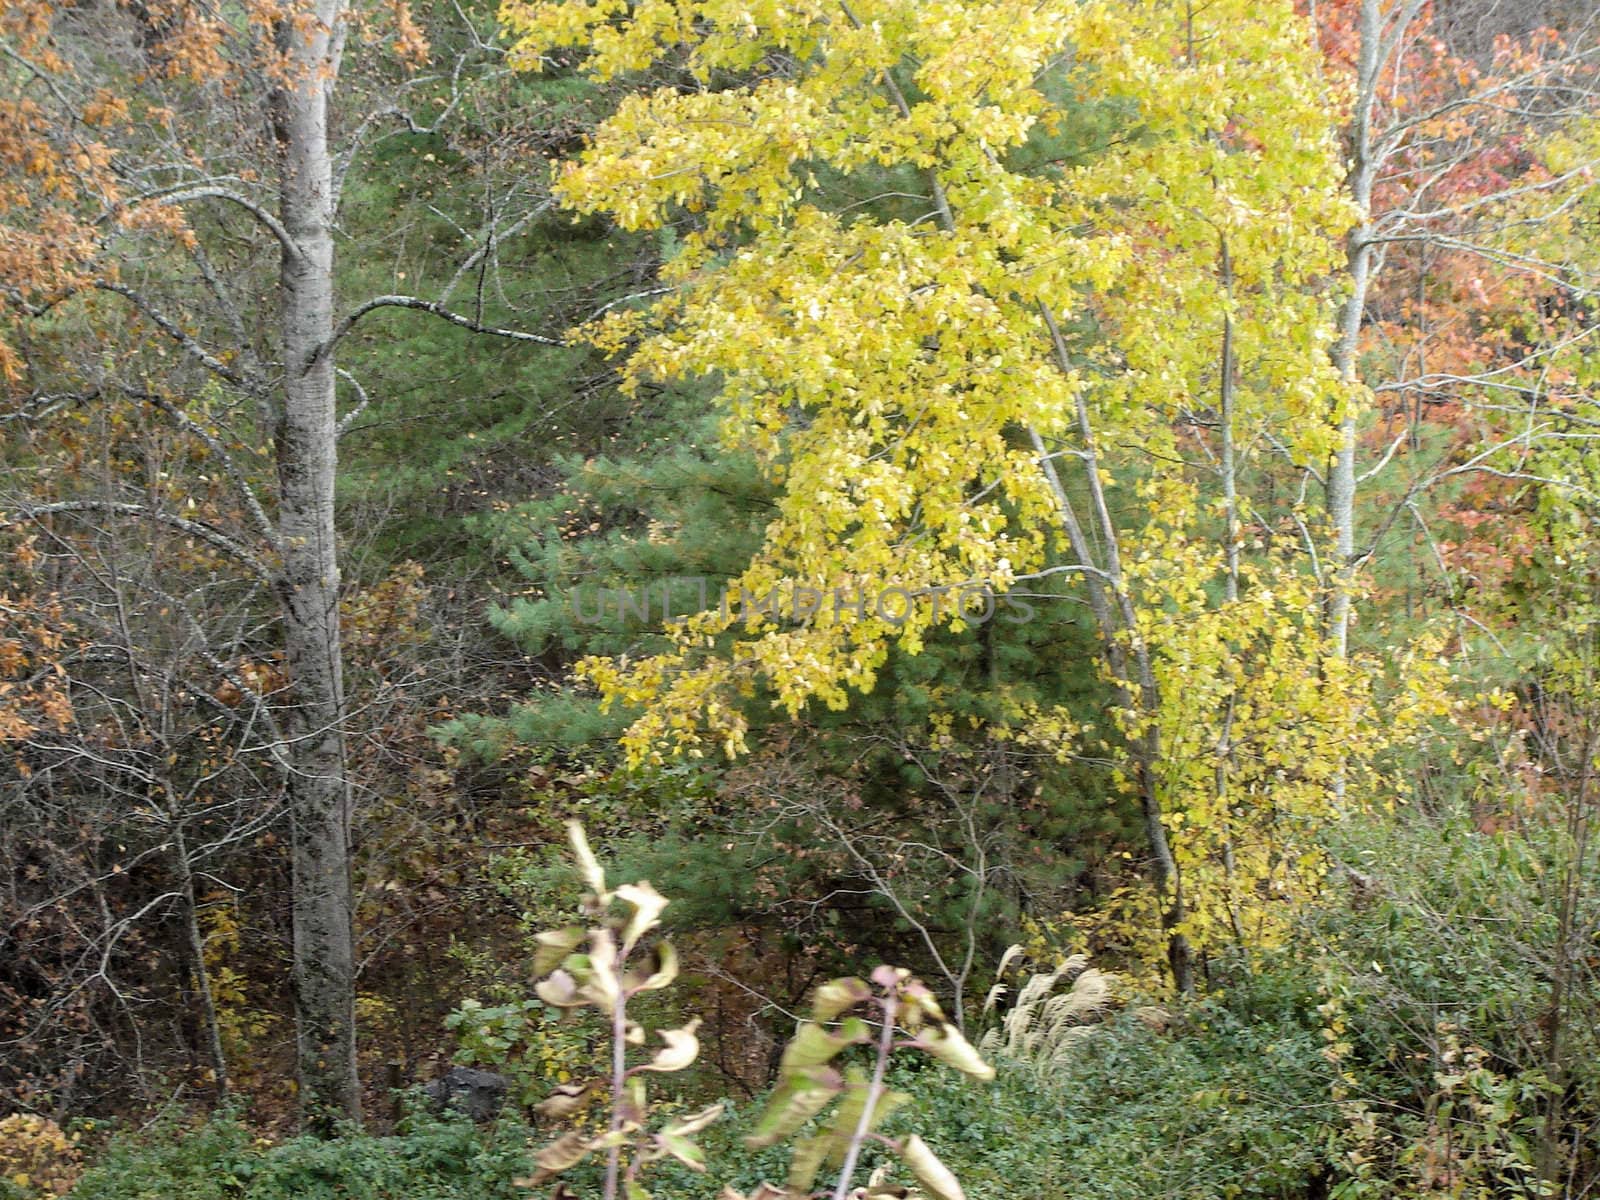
1031, 302, 1195, 995
1068, 359, 1194, 994
165, 796, 230, 1099
1215, 238, 1246, 951
925, 95, 1196, 989
1538, 729, 1595, 1184
272, 0, 361, 1131
1329, 0, 1431, 658
1326, 0, 1385, 663
1219, 236, 1239, 608
180, 858, 230, 1100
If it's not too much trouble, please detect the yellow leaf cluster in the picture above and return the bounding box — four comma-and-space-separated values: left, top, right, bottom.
0, 1114, 81, 1198
507, 0, 1360, 783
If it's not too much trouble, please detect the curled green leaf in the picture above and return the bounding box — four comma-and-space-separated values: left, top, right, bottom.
745, 1065, 844, 1147
785, 1131, 830, 1193
578, 928, 619, 1014
656, 1131, 707, 1171
530, 1130, 594, 1181
778, 1018, 867, 1073
616, 880, 669, 952
899, 1134, 966, 1200
566, 821, 609, 903
822, 1073, 907, 1165
643, 1017, 701, 1073
628, 939, 680, 994
810, 976, 870, 1023
899, 978, 945, 1027
918, 1022, 995, 1081
535, 968, 581, 1008
533, 927, 586, 977
663, 1102, 725, 1138
535, 1081, 597, 1120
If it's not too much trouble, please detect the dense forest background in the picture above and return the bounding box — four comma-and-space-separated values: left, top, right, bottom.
1, 0, 1599, 1196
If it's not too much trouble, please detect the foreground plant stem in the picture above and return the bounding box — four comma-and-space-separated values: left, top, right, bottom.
606, 953, 629, 1200
832, 990, 899, 1200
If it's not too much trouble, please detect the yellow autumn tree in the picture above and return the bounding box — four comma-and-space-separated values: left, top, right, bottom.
506, 0, 1445, 987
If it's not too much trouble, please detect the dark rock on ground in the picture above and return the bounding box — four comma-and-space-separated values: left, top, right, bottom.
422, 1066, 510, 1121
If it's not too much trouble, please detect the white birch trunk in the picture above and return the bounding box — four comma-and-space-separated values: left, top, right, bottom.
271, 0, 361, 1130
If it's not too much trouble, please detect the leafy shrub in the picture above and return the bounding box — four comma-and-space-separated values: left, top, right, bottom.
521, 822, 997, 1200
1308, 807, 1599, 1197
66, 1115, 254, 1200
443, 996, 598, 1111
68, 1109, 532, 1200
0, 1115, 82, 1198
912, 976, 1335, 1200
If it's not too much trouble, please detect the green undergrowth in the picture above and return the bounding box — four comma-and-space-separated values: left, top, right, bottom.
66, 1107, 532, 1200
68, 973, 1334, 1200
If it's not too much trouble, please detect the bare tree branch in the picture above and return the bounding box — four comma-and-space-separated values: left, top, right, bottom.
311, 293, 562, 370
5, 501, 273, 582
93, 281, 252, 389
132, 186, 304, 262
133, 390, 279, 549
